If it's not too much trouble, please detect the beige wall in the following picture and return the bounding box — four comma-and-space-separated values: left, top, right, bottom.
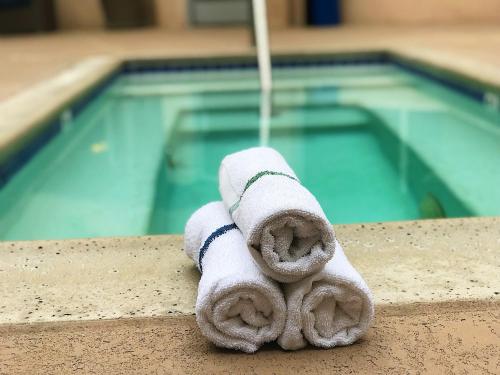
290, 0, 306, 26
342, 0, 500, 25
154, 0, 188, 30
266, 0, 290, 29
54, 0, 105, 29
51, 0, 500, 31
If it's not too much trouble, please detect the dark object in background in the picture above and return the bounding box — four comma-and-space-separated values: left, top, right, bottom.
0, 0, 55, 34
308, 0, 340, 26
101, 0, 154, 29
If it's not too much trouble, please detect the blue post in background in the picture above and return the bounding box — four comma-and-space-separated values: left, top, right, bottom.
308, 0, 341, 26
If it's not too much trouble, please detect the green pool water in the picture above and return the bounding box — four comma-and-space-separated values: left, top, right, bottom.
1, 63, 499, 240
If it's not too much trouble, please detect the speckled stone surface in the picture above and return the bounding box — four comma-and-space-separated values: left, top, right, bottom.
0, 235, 193, 323
1, 301, 498, 374
1, 217, 499, 325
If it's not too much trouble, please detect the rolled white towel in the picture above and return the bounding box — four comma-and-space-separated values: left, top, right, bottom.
219, 147, 336, 283
184, 201, 287, 353
278, 241, 374, 350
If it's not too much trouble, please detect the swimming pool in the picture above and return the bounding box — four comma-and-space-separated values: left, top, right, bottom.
0, 56, 499, 240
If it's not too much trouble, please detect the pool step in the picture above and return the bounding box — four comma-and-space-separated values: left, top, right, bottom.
339, 80, 500, 217
176, 104, 371, 135
373, 107, 500, 217
112, 68, 413, 97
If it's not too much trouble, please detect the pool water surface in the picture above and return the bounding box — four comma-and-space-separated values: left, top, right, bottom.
0, 63, 499, 240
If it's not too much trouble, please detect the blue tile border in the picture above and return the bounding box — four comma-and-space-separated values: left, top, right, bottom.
73, 68, 122, 119
0, 117, 61, 188
122, 54, 387, 74
0, 52, 496, 189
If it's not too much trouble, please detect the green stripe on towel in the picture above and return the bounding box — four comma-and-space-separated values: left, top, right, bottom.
228, 170, 298, 215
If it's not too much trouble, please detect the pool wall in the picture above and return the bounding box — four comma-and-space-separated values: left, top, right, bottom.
368, 110, 474, 218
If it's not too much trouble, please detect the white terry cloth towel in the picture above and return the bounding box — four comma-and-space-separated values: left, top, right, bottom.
184, 201, 287, 353
278, 241, 374, 350
219, 147, 336, 283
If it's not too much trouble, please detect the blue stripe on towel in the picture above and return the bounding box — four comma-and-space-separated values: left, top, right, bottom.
198, 223, 238, 273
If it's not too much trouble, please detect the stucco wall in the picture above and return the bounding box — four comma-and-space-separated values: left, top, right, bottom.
154, 0, 188, 30
52, 0, 500, 30
342, 0, 500, 25
54, 0, 105, 29
266, 0, 290, 29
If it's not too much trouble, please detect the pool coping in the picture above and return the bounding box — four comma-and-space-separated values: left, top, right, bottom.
1, 217, 499, 326
0, 47, 499, 327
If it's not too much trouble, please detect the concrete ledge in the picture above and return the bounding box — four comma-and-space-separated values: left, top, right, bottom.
1, 300, 498, 374
1, 217, 499, 325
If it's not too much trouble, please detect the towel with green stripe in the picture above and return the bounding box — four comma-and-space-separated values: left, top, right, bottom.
219, 147, 336, 283
184, 201, 286, 353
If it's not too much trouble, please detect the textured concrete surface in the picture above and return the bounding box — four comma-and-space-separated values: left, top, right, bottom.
1, 301, 498, 374
1, 217, 499, 325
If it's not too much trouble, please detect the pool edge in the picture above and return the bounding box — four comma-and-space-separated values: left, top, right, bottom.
1, 217, 498, 326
